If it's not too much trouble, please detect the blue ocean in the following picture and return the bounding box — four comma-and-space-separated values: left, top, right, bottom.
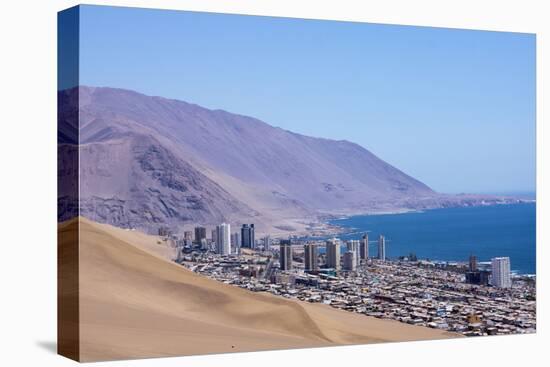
328, 203, 536, 275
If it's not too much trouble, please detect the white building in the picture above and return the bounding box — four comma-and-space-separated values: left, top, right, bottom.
347, 240, 360, 266
216, 223, 231, 255
263, 235, 271, 249
360, 233, 369, 260
378, 235, 386, 261
230, 232, 240, 254
304, 243, 319, 271
491, 257, 512, 288
326, 238, 341, 270
343, 251, 357, 271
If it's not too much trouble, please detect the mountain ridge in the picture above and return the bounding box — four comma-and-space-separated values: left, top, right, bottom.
58, 86, 519, 235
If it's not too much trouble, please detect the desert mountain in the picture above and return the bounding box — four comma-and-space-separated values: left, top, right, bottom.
58, 86, 510, 234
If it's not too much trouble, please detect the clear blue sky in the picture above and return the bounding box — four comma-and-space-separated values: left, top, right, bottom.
76, 5, 536, 194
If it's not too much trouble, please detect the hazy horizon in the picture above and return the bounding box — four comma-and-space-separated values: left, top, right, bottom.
73, 5, 536, 194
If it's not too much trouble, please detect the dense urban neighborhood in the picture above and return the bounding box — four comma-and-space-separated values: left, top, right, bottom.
168, 223, 536, 337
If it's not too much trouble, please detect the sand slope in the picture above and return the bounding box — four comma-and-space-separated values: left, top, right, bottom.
62, 217, 458, 362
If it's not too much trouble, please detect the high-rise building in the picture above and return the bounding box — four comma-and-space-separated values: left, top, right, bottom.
263, 236, 271, 249
480, 270, 491, 286
466, 255, 490, 285
211, 229, 218, 245
194, 226, 206, 244
343, 251, 357, 271
279, 240, 293, 271
378, 235, 386, 261
465, 270, 490, 286
231, 232, 240, 254
241, 224, 255, 249
360, 233, 369, 260
491, 257, 511, 288
469, 255, 478, 272
347, 240, 360, 266
304, 243, 319, 272
216, 223, 231, 255
326, 238, 341, 270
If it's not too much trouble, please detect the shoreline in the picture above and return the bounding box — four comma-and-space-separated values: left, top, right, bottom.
321, 199, 536, 223
304, 200, 536, 236
298, 201, 536, 276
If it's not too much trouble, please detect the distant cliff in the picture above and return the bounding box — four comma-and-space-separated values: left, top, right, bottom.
58, 86, 519, 233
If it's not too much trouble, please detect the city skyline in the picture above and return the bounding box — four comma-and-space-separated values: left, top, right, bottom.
181, 218, 515, 285
76, 5, 536, 194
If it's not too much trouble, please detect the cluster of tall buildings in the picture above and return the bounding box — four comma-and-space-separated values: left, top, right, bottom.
465, 255, 512, 288
280, 240, 320, 272
183, 225, 394, 276
186, 222, 514, 290
266, 232, 386, 273
185, 223, 257, 255
321, 234, 386, 271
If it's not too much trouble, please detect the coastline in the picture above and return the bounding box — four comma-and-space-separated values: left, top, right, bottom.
77, 200, 536, 273
316, 201, 536, 276
298, 199, 535, 239
304, 197, 535, 237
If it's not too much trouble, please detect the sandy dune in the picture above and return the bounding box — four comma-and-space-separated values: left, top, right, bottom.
59, 217, 458, 362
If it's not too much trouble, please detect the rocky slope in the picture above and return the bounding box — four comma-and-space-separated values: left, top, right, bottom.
58, 86, 516, 234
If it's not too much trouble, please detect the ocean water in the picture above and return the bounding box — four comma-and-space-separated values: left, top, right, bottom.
328, 203, 536, 275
